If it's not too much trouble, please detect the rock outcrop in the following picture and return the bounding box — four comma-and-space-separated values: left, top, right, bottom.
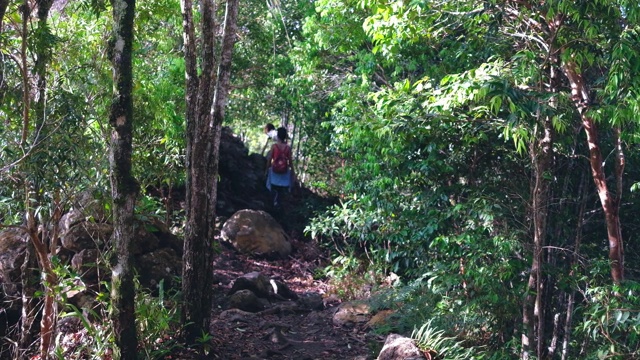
0, 228, 28, 303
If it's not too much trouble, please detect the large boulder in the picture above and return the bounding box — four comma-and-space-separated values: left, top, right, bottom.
60, 221, 112, 252
71, 248, 102, 283
377, 334, 425, 360
221, 209, 291, 258
58, 189, 110, 232
296, 292, 324, 311
135, 247, 182, 289
0, 228, 29, 340
217, 127, 270, 215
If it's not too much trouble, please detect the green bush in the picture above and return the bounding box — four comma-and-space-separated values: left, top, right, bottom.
575, 281, 640, 359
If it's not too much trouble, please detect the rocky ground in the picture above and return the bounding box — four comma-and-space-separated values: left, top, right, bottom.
199, 240, 383, 360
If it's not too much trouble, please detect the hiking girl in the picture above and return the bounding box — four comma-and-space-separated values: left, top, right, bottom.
265, 127, 296, 207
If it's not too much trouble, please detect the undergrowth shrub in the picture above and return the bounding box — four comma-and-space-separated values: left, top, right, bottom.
53, 275, 183, 359
322, 252, 385, 300
135, 278, 183, 359
55, 284, 114, 359
574, 281, 640, 359
412, 320, 478, 360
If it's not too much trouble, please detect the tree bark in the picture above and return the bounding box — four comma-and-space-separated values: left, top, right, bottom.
521, 20, 559, 358
24, 218, 57, 360
181, 0, 216, 344
108, 0, 138, 358
20, 0, 30, 145
32, 4, 57, 357
522, 109, 554, 360
562, 60, 624, 283
181, 0, 239, 344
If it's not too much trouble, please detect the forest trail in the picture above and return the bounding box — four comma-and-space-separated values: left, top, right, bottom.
169, 128, 381, 359
171, 236, 379, 360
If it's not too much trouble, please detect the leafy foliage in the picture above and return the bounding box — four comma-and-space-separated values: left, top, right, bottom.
300, 0, 640, 356
412, 320, 478, 360
2, 0, 640, 357
575, 281, 640, 359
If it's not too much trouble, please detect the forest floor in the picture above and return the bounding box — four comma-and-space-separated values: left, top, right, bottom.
184, 238, 381, 360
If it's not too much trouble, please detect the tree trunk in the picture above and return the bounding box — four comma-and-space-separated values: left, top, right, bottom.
181, 0, 216, 344
181, 0, 239, 344
522, 112, 553, 360
20, 0, 29, 145
24, 219, 57, 360
562, 61, 624, 283
108, 0, 138, 358
522, 24, 559, 358
181, 0, 238, 344
33, 3, 57, 357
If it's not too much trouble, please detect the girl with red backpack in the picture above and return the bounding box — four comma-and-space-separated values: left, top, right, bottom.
265, 127, 296, 207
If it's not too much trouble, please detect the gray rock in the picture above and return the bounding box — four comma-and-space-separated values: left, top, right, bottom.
229, 272, 273, 298
228, 289, 266, 313
131, 223, 160, 255
270, 279, 298, 300
221, 209, 291, 258
135, 247, 181, 289
297, 292, 324, 311
0, 228, 29, 298
60, 222, 112, 252
71, 248, 101, 282
377, 334, 424, 360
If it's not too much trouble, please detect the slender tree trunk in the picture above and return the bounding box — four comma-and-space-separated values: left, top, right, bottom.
15, 2, 59, 357
20, 0, 29, 145
522, 26, 559, 357
181, 0, 239, 344
179, 3, 199, 341
0, 0, 6, 102
181, 0, 216, 344
33, 3, 57, 357
522, 113, 553, 360
108, 0, 138, 358
24, 217, 56, 360
18, 239, 37, 359
211, 0, 239, 149
208, 0, 239, 230
562, 60, 624, 283
15, 4, 35, 357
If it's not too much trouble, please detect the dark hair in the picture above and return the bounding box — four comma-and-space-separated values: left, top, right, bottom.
276, 127, 288, 141
265, 123, 276, 131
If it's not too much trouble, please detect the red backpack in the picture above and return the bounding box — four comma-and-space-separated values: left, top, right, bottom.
271, 144, 290, 174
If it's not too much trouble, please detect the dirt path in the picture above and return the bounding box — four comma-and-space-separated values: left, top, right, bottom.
203, 241, 379, 360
